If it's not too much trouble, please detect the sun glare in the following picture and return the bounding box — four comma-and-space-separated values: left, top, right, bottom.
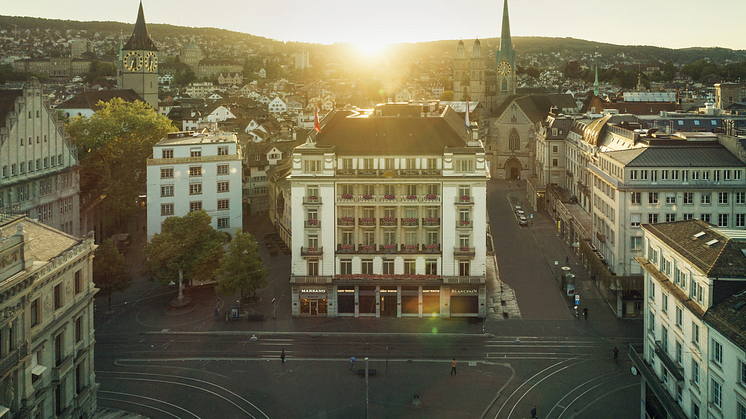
353, 39, 388, 56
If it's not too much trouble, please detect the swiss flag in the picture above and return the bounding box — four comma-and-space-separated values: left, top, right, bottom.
314, 103, 322, 133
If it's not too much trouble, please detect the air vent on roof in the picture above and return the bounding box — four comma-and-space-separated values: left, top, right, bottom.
732, 301, 746, 312
692, 232, 706, 239
705, 239, 719, 247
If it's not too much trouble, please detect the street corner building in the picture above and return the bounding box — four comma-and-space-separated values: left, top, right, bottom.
288, 102, 489, 318
0, 214, 98, 418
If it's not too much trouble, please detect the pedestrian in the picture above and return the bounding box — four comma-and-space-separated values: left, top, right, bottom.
450, 358, 457, 375
583, 307, 588, 320
350, 356, 356, 371
530, 405, 537, 418
565, 256, 569, 265
613, 346, 619, 364
281, 348, 285, 365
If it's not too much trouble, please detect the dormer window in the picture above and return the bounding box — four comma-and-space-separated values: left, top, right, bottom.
218, 146, 229, 156
304, 159, 322, 173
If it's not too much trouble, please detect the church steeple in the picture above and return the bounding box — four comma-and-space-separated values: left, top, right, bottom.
594, 55, 599, 96
495, 0, 515, 69
123, 2, 158, 51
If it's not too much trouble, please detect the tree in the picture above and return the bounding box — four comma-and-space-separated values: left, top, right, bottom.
525, 66, 541, 79
66, 98, 176, 227
216, 230, 268, 305
141, 211, 226, 303
440, 90, 454, 101
93, 239, 132, 310
563, 60, 583, 80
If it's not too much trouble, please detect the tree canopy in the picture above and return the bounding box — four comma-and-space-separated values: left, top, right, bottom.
216, 230, 268, 300
141, 211, 226, 287
66, 98, 176, 226
93, 238, 132, 309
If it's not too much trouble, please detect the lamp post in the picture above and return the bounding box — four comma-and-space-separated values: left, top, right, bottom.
271, 298, 276, 319
365, 357, 370, 419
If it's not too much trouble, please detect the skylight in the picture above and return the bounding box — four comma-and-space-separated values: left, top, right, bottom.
705, 239, 719, 246
692, 232, 705, 239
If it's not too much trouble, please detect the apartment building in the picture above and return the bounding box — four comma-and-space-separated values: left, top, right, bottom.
0, 79, 80, 236
146, 131, 243, 240
0, 215, 98, 418
633, 219, 746, 419
288, 103, 488, 318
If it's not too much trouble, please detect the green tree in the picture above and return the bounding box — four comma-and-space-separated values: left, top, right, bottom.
440, 90, 454, 101
525, 66, 541, 79
66, 98, 176, 227
216, 230, 268, 305
93, 239, 132, 310
141, 211, 226, 303
563, 60, 584, 79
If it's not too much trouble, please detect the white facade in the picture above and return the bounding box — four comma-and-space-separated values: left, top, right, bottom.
146, 131, 243, 240
268, 97, 287, 114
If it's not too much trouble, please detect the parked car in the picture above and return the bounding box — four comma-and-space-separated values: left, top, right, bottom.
514, 205, 522, 213
518, 216, 528, 226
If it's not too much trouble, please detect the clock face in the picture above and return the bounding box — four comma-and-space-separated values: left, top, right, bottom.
124, 51, 142, 71
497, 62, 512, 76
145, 52, 158, 72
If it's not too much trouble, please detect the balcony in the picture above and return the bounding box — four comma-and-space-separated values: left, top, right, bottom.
400, 244, 420, 254
358, 195, 376, 202
454, 246, 475, 257
628, 345, 688, 419
52, 354, 74, 383
443, 276, 485, 284
358, 217, 376, 226
422, 217, 440, 226
358, 244, 377, 254
290, 275, 333, 284
380, 217, 398, 226
457, 220, 473, 228
379, 244, 398, 254
303, 196, 322, 205
337, 217, 355, 226
400, 217, 419, 227
337, 244, 356, 253
422, 194, 441, 203
300, 246, 323, 256
455, 196, 474, 205
304, 219, 320, 228
401, 195, 419, 203
337, 194, 355, 203
422, 169, 442, 176
422, 244, 441, 253
0, 341, 28, 377
380, 195, 397, 203
654, 342, 684, 382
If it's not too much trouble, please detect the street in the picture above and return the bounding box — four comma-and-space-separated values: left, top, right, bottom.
94, 179, 643, 418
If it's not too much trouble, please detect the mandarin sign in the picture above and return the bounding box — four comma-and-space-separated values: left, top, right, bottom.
301, 289, 326, 293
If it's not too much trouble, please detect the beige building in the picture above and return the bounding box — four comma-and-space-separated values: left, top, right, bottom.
12, 58, 91, 78
0, 215, 98, 418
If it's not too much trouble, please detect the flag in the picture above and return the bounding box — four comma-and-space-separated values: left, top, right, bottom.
465, 96, 471, 133
314, 103, 322, 133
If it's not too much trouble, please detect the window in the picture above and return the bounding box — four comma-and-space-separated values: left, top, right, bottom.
304, 159, 322, 173
692, 321, 699, 346
661, 326, 668, 353
666, 193, 676, 204
425, 260, 437, 275
189, 201, 202, 212
737, 214, 746, 227
54, 333, 63, 367
712, 378, 722, 409
427, 158, 437, 170
631, 213, 641, 227
741, 361, 746, 387
552, 158, 558, 167
54, 284, 62, 310
552, 145, 558, 153
217, 146, 229, 156
738, 402, 746, 419
189, 183, 202, 195
161, 185, 174, 197
361, 259, 373, 275
648, 309, 655, 333
217, 217, 229, 229
340, 259, 352, 275
508, 129, 520, 150
648, 192, 658, 204
74, 270, 82, 294
651, 170, 658, 182
308, 258, 319, 276
641, 170, 648, 180
718, 213, 729, 227
459, 260, 470, 276
162, 149, 173, 159
629, 170, 638, 180
692, 358, 700, 385
676, 340, 682, 364
661, 170, 669, 180
190, 148, 202, 157
665, 213, 676, 222
691, 401, 700, 419
631, 192, 641, 205
404, 259, 416, 275
383, 260, 394, 275
161, 203, 174, 216
630, 236, 642, 250
701, 193, 711, 204
718, 192, 728, 204
217, 199, 230, 210
217, 164, 229, 175
648, 213, 659, 223
683, 192, 693, 204
713, 339, 723, 366
363, 158, 374, 170
662, 293, 668, 314
455, 159, 474, 172
189, 166, 202, 177
701, 213, 711, 223
714, 170, 721, 182
30, 298, 39, 327
75, 316, 82, 343
737, 192, 746, 204
406, 158, 416, 170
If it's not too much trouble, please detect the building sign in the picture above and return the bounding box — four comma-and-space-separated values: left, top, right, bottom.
423, 289, 440, 293
451, 288, 479, 294
301, 288, 326, 293
380, 289, 397, 293
337, 289, 355, 293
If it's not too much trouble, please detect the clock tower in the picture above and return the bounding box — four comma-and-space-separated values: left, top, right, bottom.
119, 2, 159, 109
495, 0, 516, 107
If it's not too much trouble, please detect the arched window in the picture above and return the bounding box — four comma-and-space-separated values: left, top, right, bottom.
508, 129, 520, 151
501, 78, 508, 91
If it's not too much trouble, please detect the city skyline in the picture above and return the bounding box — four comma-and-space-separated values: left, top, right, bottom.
4, 0, 746, 53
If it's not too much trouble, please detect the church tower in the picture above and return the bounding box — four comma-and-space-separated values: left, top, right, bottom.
469, 39, 486, 103
495, 0, 516, 107
119, 2, 159, 109
452, 40, 468, 101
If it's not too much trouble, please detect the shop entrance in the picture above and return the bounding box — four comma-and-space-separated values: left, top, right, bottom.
300, 298, 328, 316
380, 295, 397, 316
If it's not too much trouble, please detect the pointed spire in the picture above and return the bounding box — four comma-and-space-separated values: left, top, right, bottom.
594, 51, 599, 96
495, 0, 515, 69
123, 1, 158, 51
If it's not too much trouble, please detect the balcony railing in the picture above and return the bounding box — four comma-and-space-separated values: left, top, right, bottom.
300, 246, 323, 256
52, 354, 73, 383
303, 196, 322, 205
379, 244, 398, 253
400, 217, 419, 226
442, 276, 485, 284
454, 246, 475, 257
304, 219, 320, 228
380, 217, 398, 226
337, 194, 355, 202
358, 244, 377, 253
400, 244, 420, 253
290, 275, 333, 284
337, 244, 356, 253
628, 345, 688, 418
358, 195, 376, 202
337, 217, 355, 226
358, 217, 376, 226
422, 194, 441, 203
457, 220, 473, 228
401, 195, 419, 203
0, 341, 28, 377
455, 196, 474, 204
422, 244, 441, 253
334, 169, 442, 177
422, 217, 440, 226
380, 195, 397, 203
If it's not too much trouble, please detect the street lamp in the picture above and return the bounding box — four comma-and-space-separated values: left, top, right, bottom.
271, 298, 276, 319
365, 357, 370, 419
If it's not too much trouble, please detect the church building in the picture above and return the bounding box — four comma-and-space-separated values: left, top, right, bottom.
118, 3, 159, 109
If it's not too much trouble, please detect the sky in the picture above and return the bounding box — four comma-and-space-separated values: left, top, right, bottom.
4, 0, 746, 52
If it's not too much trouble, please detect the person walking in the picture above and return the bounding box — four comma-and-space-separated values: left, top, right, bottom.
450, 358, 457, 375
613, 346, 619, 364
350, 356, 356, 371
530, 405, 537, 418
583, 307, 588, 320
281, 348, 286, 365
565, 256, 569, 265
